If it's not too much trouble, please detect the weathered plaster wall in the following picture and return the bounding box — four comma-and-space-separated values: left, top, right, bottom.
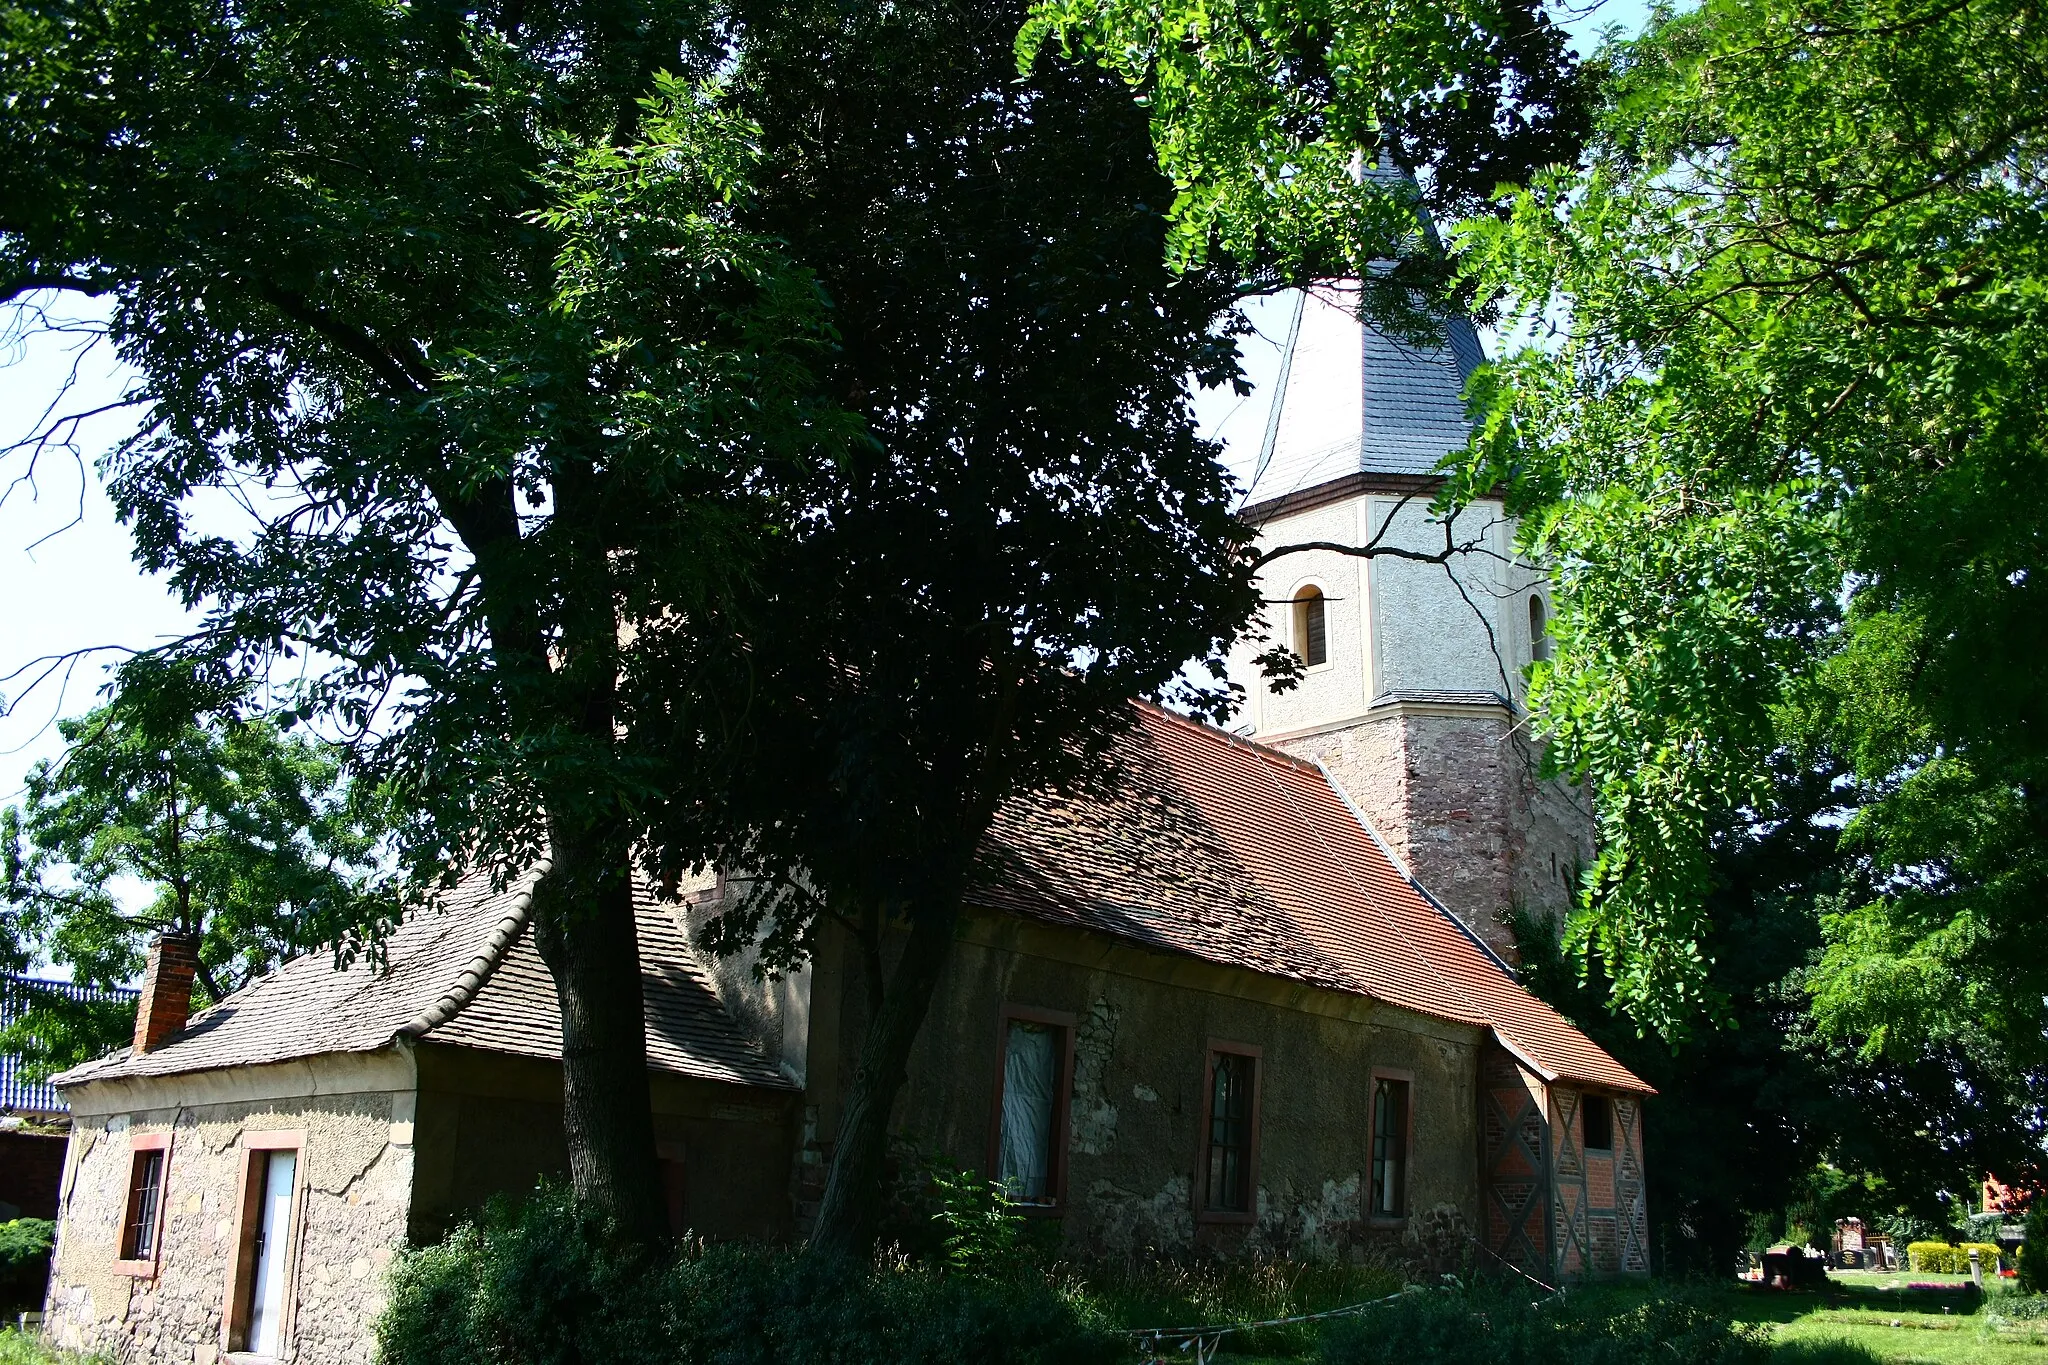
407, 1043, 798, 1245
811, 913, 1484, 1263
1230, 487, 1594, 964
46, 1052, 415, 1365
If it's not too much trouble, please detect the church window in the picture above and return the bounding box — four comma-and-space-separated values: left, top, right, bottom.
1293, 587, 1328, 668
992, 1008, 1071, 1205
1529, 594, 1551, 664
1200, 1043, 1260, 1217
1583, 1094, 1613, 1151
1369, 1073, 1410, 1220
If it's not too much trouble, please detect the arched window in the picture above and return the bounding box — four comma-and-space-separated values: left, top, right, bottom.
1293, 586, 1328, 668
1528, 594, 1551, 665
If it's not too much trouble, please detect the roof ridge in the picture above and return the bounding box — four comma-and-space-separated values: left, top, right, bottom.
1130, 699, 1325, 779
394, 857, 549, 1042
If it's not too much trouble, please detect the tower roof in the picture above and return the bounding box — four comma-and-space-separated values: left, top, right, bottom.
1244, 281, 1486, 509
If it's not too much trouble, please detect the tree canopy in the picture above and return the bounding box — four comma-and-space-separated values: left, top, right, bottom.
1, 659, 395, 1076
1452, 0, 2048, 1081
2, 0, 845, 1237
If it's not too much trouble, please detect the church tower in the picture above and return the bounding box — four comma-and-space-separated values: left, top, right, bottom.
1227, 282, 1591, 961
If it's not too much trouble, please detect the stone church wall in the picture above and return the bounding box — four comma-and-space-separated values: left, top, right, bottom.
812, 913, 1486, 1263
45, 1057, 415, 1365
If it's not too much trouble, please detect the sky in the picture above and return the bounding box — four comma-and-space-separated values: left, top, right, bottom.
0, 0, 1653, 812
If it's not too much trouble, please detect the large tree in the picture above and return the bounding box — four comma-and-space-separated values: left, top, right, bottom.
1, 0, 844, 1239
678, 0, 1261, 1258
2, 658, 395, 1074
1446, 0, 2048, 1078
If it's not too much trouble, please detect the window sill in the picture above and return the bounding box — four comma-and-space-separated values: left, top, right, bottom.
112, 1258, 159, 1279
1195, 1209, 1257, 1226
1366, 1215, 1408, 1230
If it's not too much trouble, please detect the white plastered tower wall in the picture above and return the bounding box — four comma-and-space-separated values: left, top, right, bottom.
1226, 284, 1593, 960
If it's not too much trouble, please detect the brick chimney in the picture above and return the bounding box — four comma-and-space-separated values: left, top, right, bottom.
132, 934, 200, 1053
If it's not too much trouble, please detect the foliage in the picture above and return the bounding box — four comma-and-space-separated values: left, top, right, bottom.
925, 1164, 1024, 1279
1016, 0, 1593, 275
374, 1185, 1122, 1365
1510, 741, 2019, 1275
1085, 1255, 1401, 1359
1447, 0, 2048, 1085
1907, 1242, 2003, 1275
0, 0, 854, 1231
666, 0, 1268, 1255
0, 1221, 53, 1271
2024, 1204, 2048, 1296
1, 659, 396, 1076
2, 0, 1270, 1242
1317, 1283, 1774, 1365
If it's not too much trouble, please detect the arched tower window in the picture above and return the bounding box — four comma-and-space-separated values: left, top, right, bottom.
1293, 586, 1328, 668
1529, 594, 1551, 665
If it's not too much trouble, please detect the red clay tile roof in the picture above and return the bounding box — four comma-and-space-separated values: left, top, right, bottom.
55, 873, 790, 1091
972, 703, 1651, 1095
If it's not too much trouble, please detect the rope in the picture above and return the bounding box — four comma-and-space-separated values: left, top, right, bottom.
1125, 1288, 1414, 1362
1123, 1236, 1565, 1361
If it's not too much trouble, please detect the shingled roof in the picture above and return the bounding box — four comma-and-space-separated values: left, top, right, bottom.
56, 873, 790, 1092
973, 704, 1650, 1095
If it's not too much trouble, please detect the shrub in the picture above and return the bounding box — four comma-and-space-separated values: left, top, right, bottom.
376, 1185, 1123, 1365
1906, 1241, 2002, 1274
2021, 1204, 2048, 1295
0, 1222, 53, 1272
1316, 1284, 1772, 1365
1084, 1254, 1402, 1358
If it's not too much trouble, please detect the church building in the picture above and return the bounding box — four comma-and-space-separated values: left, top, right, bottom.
37, 286, 1649, 1365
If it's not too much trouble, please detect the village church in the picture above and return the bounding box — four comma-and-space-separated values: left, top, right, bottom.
39, 284, 1652, 1365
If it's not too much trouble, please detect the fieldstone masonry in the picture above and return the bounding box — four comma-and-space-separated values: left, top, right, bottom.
47, 1091, 412, 1365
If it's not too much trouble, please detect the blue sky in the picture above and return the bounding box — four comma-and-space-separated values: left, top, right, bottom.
0, 0, 1653, 810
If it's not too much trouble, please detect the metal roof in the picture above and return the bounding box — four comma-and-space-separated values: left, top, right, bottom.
1244, 283, 1485, 508
2, 975, 137, 1114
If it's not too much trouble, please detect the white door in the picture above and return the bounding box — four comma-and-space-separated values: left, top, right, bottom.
246, 1150, 297, 1356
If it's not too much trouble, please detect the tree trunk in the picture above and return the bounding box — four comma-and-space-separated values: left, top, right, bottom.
529, 831, 668, 1243
805, 897, 961, 1262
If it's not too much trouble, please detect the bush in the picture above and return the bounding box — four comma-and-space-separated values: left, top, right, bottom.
0, 1223, 53, 1272
1906, 1241, 2002, 1274
1316, 1284, 1772, 1365
376, 1186, 1123, 1365
2021, 1204, 2048, 1295
1084, 1255, 1402, 1358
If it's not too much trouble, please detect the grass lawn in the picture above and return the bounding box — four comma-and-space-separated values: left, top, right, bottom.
1200, 1275, 2048, 1365
1723, 1275, 2048, 1365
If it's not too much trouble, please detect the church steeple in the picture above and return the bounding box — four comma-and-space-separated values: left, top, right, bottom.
1227, 278, 1589, 958
1245, 283, 1487, 510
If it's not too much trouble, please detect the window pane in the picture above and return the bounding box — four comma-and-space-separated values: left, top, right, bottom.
126, 1150, 164, 1259
1296, 591, 1328, 668
1206, 1052, 1254, 1212
997, 1022, 1058, 1201
1371, 1079, 1407, 1218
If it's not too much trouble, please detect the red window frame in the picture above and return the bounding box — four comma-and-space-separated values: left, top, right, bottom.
114, 1130, 173, 1277
1367, 1067, 1413, 1226
1195, 1040, 1262, 1224
985, 1004, 1077, 1212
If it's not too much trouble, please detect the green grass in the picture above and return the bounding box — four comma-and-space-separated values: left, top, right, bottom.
0, 1330, 56, 1365
1132, 1275, 2048, 1364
